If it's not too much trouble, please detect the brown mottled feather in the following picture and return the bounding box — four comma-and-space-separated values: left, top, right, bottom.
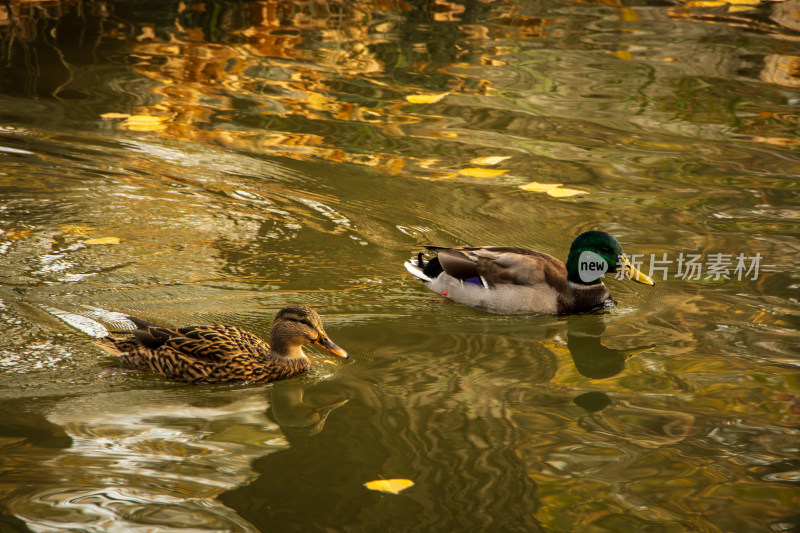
97, 305, 346, 384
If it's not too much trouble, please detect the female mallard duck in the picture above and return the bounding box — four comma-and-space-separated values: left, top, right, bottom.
97, 305, 347, 384
404, 230, 654, 315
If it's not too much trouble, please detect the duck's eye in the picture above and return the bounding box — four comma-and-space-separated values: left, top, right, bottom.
300, 319, 313, 328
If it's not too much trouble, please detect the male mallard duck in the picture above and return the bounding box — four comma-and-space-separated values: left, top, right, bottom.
404, 230, 654, 315
97, 305, 347, 383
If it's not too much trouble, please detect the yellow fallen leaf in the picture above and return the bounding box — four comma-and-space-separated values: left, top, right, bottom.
619, 7, 638, 22
518, 181, 563, 191
100, 112, 131, 120
545, 187, 588, 197
364, 479, 414, 494
3, 229, 30, 241
430, 130, 459, 138
458, 167, 508, 178
60, 224, 96, 236
120, 114, 168, 132
405, 93, 448, 104
685, 0, 725, 6
84, 236, 120, 245
728, 4, 756, 11
470, 156, 510, 166
519, 182, 588, 197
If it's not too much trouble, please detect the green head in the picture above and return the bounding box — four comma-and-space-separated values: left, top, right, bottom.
565, 231, 655, 286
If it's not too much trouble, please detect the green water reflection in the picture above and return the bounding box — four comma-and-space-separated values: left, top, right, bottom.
1, 0, 798, 531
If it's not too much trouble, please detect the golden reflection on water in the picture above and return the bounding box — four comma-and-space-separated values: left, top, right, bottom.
1, 0, 799, 531
5, 388, 282, 532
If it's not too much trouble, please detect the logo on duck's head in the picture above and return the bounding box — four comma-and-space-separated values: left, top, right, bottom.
578, 250, 608, 283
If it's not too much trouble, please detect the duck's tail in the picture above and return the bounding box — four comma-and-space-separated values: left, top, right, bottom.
404, 252, 444, 282
38, 304, 112, 337
96, 334, 151, 370
96, 336, 124, 356
404, 252, 431, 281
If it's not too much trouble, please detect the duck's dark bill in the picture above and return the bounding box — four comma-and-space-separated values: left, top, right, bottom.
315, 336, 348, 359
620, 256, 656, 286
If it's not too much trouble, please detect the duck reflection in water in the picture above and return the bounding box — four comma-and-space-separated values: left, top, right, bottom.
566, 315, 654, 381
267, 379, 349, 437
567, 314, 654, 413
221, 367, 541, 531
565, 317, 695, 447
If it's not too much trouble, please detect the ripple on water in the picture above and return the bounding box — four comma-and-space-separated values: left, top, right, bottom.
6, 389, 287, 532
12, 486, 259, 532
0, 1, 798, 531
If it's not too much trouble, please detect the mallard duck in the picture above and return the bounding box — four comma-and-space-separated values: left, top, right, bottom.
97, 305, 347, 383
404, 230, 655, 315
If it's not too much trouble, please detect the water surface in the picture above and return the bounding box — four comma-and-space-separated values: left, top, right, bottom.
1, 1, 798, 531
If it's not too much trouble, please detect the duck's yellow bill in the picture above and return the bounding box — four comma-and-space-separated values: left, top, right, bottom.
620, 256, 656, 286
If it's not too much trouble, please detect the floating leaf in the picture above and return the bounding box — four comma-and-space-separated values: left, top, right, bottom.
470, 156, 510, 166
405, 93, 448, 104
519, 181, 563, 191
430, 130, 459, 138
728, 4, 756, 11
3, 229, 30, 241
85, 236, 120, 245
519, 181, 587, 197
364, 479, 414, 494
60, 224, 96, 236
458, 167, 508, 178
120, 114, 168, 132
545, 187, 588, 197
100, 112, 131, 120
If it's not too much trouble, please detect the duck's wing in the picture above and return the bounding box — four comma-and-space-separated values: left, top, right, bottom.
119, 319, 270, 363
427, 246, 569, 292
165, 324, 272, 361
